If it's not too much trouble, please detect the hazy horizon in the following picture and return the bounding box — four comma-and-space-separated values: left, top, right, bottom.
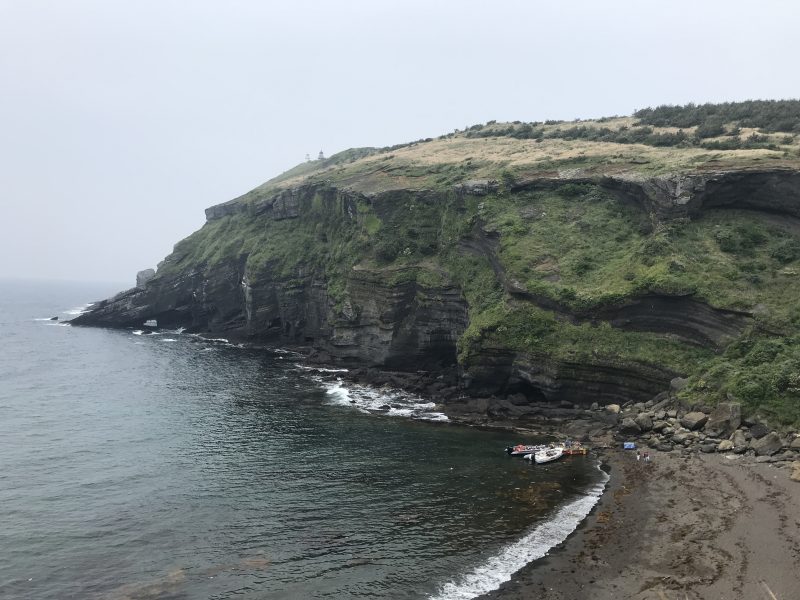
2, 0, 799, 284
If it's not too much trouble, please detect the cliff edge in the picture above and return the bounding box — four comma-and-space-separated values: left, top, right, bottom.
73, 101, 800, 426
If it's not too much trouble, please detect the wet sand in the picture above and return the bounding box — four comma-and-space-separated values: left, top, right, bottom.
480, 449, 800, 600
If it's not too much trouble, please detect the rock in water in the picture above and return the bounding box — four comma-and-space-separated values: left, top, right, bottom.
49, 316, 58, 321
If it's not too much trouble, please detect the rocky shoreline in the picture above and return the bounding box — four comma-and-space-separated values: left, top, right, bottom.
325, 363, 800, 475
314, 361, 800, 599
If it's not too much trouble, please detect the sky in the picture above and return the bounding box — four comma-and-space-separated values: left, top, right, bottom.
1, 0, 799, 284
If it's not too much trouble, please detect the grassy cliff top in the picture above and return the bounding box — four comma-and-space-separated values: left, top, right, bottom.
242, 100, 800, 200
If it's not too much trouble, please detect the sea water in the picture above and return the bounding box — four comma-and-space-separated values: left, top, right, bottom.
0, 279, 606, 600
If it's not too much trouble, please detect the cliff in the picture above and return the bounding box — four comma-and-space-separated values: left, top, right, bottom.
73, 102, 800, 425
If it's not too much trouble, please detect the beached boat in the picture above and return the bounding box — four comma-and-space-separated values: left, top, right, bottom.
505, 443, 547, 456
534, 446, 564, 464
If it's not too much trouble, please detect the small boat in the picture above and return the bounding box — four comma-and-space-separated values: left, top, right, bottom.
506, 443, 547, 456
534, 446, 564, 464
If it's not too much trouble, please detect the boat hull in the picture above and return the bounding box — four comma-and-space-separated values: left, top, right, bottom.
534, 447, 564, 464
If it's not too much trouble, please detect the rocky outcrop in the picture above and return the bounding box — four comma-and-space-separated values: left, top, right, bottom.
136, 269, 155, 288
601, 169, 800, 222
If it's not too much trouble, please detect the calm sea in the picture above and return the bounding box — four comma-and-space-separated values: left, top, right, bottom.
0, 279, 606, 600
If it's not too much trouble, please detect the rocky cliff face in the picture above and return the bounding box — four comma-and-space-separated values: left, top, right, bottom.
73, 161, 800, 423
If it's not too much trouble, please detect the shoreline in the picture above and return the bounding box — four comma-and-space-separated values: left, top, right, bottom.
257, 353, 800, 598
478, 447, 800, 600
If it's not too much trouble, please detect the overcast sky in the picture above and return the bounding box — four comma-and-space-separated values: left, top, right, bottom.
1, 0, 799, 284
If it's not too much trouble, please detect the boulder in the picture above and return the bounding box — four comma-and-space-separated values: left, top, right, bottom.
597, 412, 619, 426
652, 420, 669, 432
680, 411, 708, 431
700, 443, 717, 454
717, 440, 734, 452
658, 443, 674, 452
661, 426, 675, 436
672, 431, 691, 444
590, 402, 599, 411
791, 461, 800, 483
666, 409, 678, 419
789, 436, 800, 450
704, 402, 741, 438
751, 432, 783, 456
634, 413, 654, 432
606, 404, 621, 414
749, 423, 769, 439
619, 417, 641, 435
731, 430, 749, 454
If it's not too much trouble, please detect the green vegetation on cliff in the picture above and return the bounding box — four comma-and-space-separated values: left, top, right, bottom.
153, 100, 800, 425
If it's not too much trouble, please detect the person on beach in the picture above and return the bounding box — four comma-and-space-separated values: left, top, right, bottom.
636, 450, 641, 461
644, 452, 650, 463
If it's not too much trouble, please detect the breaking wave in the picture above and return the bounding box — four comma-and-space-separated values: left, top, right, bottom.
63, 303, 94, 316
429, 465, 609, 599
319, 378, 448, 422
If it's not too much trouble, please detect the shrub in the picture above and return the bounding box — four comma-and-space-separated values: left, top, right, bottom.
771, 238, 800, 263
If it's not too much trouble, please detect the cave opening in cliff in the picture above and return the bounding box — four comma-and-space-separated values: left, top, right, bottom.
505, 379, 548, 403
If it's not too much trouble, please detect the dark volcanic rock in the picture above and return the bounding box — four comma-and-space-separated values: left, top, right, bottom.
704, 402, 742, 438
751, 432, 783, 456
680, 412, 708, 431
634, 413, 654, 432
619, 417, 641, 435
749, 423, 769, 439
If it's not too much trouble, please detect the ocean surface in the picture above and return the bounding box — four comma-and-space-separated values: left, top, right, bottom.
0, 279, 607, 600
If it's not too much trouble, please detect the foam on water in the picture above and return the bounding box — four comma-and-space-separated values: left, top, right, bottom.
321, 378, 449, 422
62, 303, 93, 316
429, 464, 610, 600
294, 364, 349, 373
